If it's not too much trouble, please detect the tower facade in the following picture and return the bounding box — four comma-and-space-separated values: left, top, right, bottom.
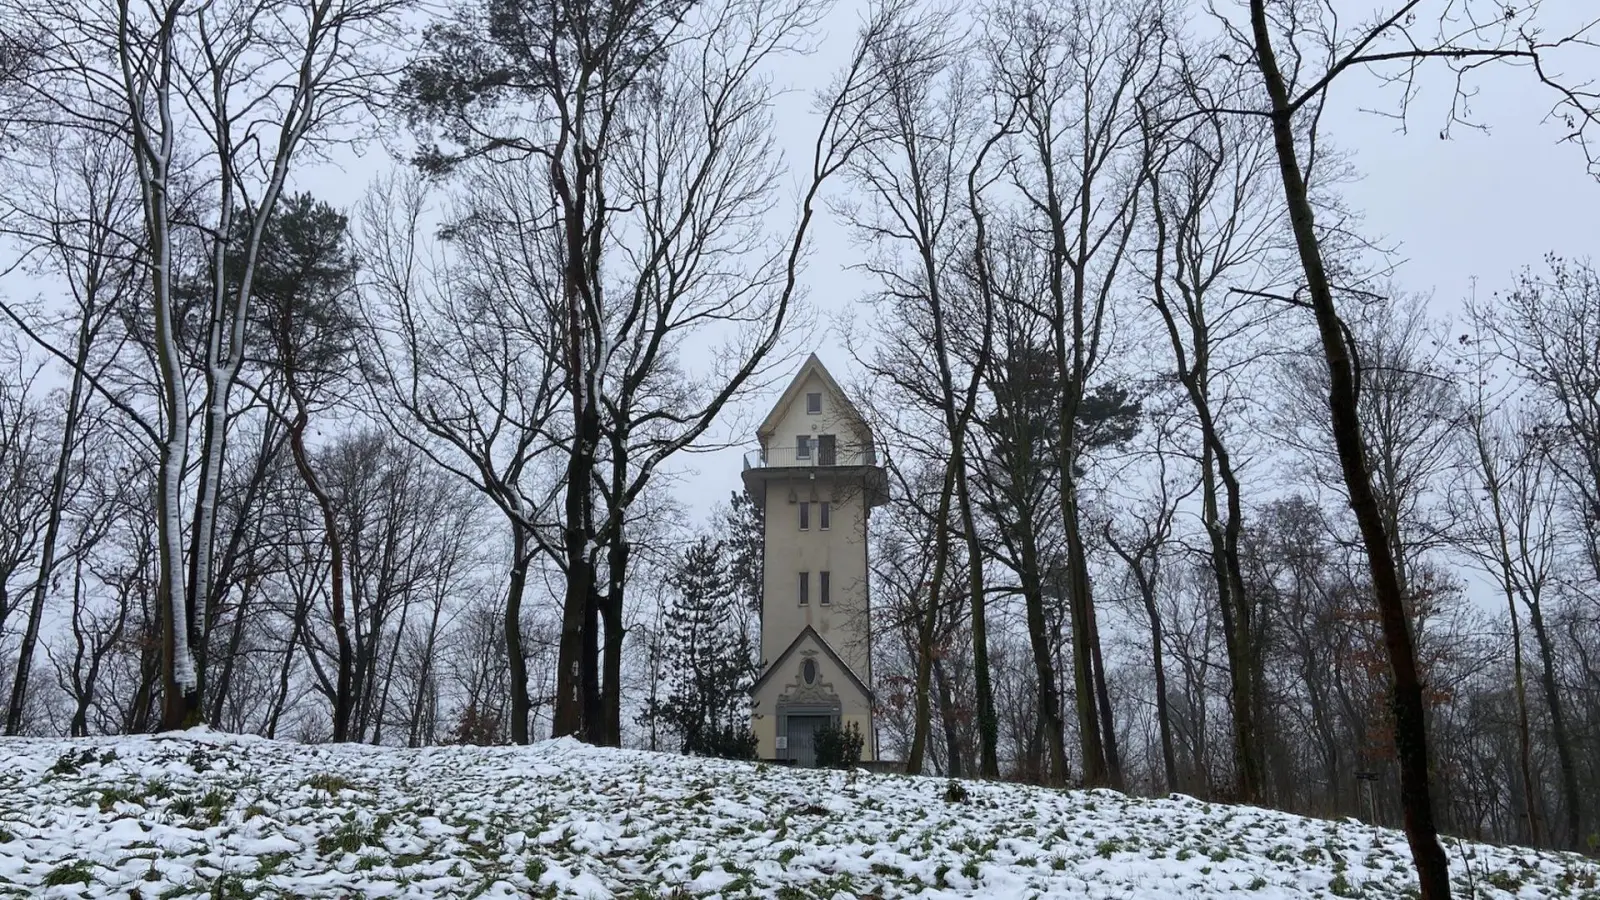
742, 354, 887, 765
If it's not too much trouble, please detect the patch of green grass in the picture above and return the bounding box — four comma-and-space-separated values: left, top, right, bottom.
50, 750, 94, 777
962, 858, 981, 880
98, 786, 137, 812
316, 818, 380, 856
42, 859, 94, 886
184, 747, 212, 771
1330, 872, 1362, 898
1250, 876, 1269, 890
1486, 870, 1525, 893
207, 874, 250, 900
253, 853, 290, 879
524, 857, 548, 882
306, 773, 350, 794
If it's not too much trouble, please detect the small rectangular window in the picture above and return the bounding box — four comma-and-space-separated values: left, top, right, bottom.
796, 435, 811, 459
820, 571, 831, 606
799, 502, 810, 530
806, 392, 823, 414
798, 571, 810, 606
820, 501, 831, 530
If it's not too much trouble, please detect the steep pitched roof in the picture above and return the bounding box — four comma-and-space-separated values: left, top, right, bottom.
756, 353, 871, 442
750, 625, 873, 702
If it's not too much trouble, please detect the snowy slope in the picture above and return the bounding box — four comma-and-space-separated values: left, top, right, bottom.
0, 731, 1594, 899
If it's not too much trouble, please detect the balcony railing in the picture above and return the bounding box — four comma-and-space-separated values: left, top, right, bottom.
744, 444, 880, 470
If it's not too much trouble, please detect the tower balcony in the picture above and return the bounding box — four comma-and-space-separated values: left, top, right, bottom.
741, 444, 889, 509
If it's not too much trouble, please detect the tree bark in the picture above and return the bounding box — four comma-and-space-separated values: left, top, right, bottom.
957, 471, 999, 778
600, 533, 628, 747
5, 314, 88, 734
1526, 598, 1582, 849
1248, 5, 1452, 896
933, 654, 963, 779
905, 459, 958, 775
1061, 488, 1108, 785
1020, 518, 1070, 786
507, 522, 532, 744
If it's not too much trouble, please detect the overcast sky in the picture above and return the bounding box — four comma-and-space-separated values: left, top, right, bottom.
671, 1, 1600, 524
285, 0, 1600, 529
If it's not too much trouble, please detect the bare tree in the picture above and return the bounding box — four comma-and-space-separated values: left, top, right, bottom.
400, 0, 898, 744
1140, 52, 1289, 802
985, 0, 1166, 788
842, 12, 998, 776
3, 0, 405, 729
359, 166, 566, 745
1102, 409, 1197, 796
1226, 0, 1599, 891
0, 122, 145, 732
1474, 259, 1600, 849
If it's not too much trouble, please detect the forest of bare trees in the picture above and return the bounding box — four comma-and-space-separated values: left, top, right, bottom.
0, 0, 1598, 889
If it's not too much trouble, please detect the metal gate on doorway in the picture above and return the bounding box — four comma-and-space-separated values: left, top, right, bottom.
783, 714, 833, 768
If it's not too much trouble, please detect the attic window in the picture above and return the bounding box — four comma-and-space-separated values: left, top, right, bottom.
806, 392, 822, 414
802, 659, 818, 684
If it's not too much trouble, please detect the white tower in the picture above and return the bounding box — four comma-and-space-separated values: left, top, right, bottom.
742, 354, 887, 765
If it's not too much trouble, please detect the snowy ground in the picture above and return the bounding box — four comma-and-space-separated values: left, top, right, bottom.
0, 731, 1594, 899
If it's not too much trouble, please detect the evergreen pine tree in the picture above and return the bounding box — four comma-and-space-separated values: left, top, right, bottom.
643, 536, 757, 758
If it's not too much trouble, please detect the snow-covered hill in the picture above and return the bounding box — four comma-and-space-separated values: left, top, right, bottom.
0, 731, 1594, 899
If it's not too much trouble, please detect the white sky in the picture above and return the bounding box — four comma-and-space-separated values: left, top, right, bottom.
666, 0, 1600, 522
131, 0, 1600, 526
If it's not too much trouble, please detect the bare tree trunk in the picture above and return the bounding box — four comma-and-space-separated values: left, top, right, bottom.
1526, 600, 1581, 848
506, 522, 532, 744
1104, 523, 1178, 794
286, 398, 353, 741
957, 471, 998, 778
1248, 6, 1451, 895
409, 592, 447, 747
906, 460, 958, 775
600, 534, 628, 747
5, 315, 89, 733
1201, 446, 1261, 802
266, 592, 309, 740
1149, 597, 1178, 794
1060, 492, 1107, 784
208, 577, 254, 726
1020, 521, 1070, 786
933, 654, 963, 779
1505, 592, 1539, 844
1088, 591, 1123, 789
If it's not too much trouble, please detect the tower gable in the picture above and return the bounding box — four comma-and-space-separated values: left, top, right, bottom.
756, 353, 871, 446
